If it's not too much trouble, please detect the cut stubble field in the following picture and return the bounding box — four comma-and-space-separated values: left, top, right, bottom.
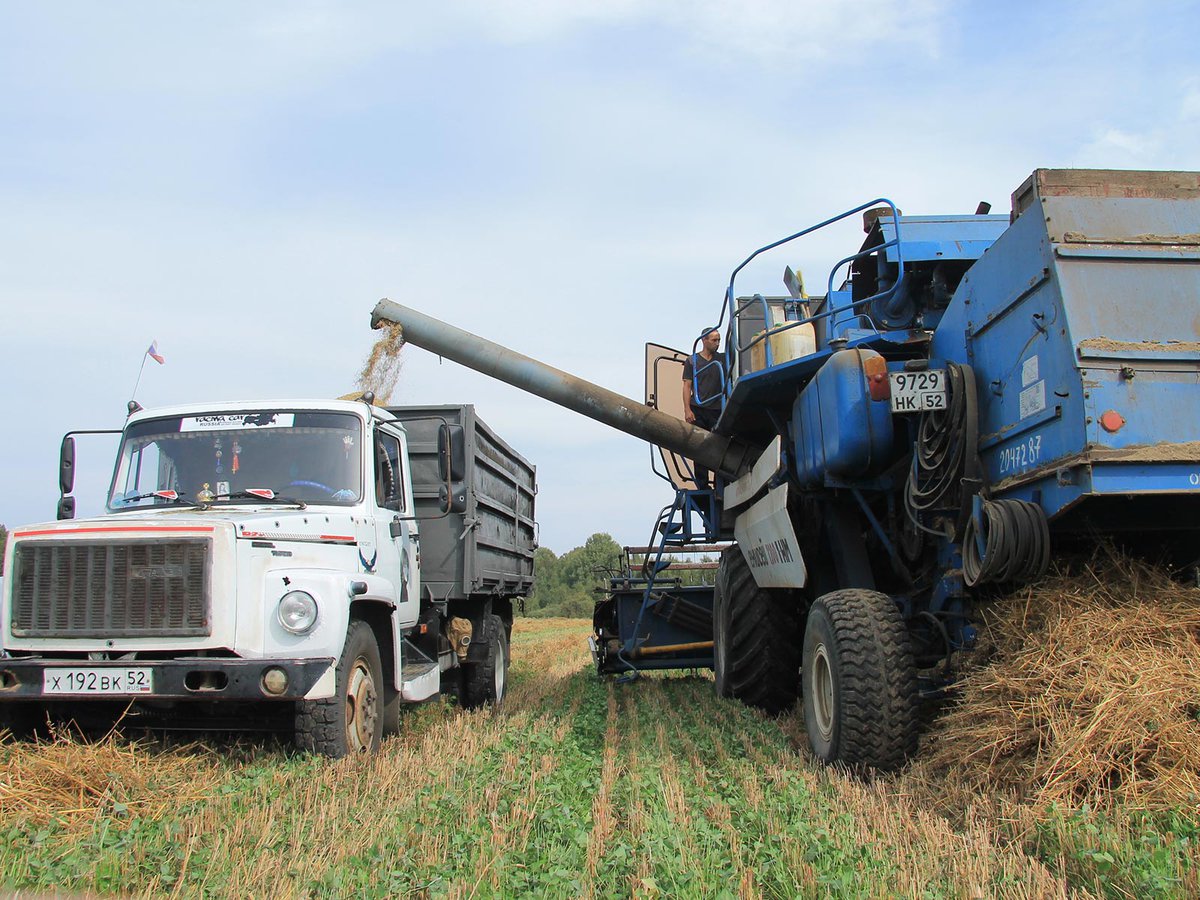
1, 616, 1197, 898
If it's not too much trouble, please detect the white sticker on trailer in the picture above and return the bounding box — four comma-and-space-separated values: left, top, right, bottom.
733, 483, 807, 589
1019, 380, 1046, 419
1022, 355, 1039, 387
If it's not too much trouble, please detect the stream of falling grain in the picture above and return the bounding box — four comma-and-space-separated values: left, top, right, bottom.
355, 321, 406, 403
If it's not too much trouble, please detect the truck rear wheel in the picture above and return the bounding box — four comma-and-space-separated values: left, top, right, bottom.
802, 589, 918, 771
712, 547, 801, 714
461, 614, 508, 709
295, 619, 383, 757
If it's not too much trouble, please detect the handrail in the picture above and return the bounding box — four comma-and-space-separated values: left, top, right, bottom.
715, 198, 906, 398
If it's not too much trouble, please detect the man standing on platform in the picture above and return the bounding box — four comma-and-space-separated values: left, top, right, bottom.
681, 327, 727, 489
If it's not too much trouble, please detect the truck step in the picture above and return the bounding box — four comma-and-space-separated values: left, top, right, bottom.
400, 661, 440, 702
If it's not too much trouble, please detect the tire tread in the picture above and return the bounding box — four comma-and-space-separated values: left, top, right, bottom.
714, 547, 801, 714
808, 589, 918, 771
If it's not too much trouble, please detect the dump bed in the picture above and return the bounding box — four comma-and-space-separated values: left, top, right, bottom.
388, 405, 536, 601
931, 169, 1200, 531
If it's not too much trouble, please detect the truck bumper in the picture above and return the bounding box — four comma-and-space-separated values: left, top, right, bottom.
0, 657, 335, 701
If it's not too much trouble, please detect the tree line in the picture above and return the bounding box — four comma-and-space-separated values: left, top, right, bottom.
525, 533, 624, 618
524, 532, 718, 619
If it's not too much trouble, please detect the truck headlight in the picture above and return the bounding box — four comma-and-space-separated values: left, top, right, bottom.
278, 590, 319, 634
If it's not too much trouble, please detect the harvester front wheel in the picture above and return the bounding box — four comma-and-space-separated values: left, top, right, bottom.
712, 547, 801, 714
295, 619, 383, 757
802, 589, 918, 771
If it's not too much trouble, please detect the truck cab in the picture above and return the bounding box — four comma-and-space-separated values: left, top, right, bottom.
0, 397, 530, 756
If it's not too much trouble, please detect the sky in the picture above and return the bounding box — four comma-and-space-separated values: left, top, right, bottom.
1, 0, 1198, 554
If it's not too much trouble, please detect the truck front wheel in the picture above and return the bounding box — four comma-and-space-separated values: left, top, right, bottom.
461, 614, 508, 709
295, 619, 383, 757
802, 589, 918, 771
713, 546, 801, 714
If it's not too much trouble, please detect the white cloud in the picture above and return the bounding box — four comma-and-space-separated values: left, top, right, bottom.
1079, 127, 1160, 163
239, 0, 949, 77
446, 0, 948, 60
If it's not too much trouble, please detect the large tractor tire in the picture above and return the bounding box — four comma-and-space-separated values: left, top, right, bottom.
296, 619, 383, 757
801, 589, 918, 771
461, 614, 509, 710
712, 547, 802, 714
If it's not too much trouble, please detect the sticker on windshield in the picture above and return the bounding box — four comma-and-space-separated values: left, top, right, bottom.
181, 413, 296, 432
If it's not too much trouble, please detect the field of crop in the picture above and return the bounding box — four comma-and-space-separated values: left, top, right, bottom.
2, 602, 1199, 898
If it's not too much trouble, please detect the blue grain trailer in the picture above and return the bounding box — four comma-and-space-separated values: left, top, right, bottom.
372, 168, 1200, 770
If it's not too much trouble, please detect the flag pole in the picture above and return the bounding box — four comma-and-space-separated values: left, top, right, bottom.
131, 353, 149, 402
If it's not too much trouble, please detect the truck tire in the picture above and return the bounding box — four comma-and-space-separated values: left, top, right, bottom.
295, 619, 383, 757
802, 589, 918, 771
381, 683, 402, 736
712, 547, 801, 714
461, 614, 508, 710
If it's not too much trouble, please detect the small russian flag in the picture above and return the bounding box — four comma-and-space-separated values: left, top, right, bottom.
147, 341, 165, 365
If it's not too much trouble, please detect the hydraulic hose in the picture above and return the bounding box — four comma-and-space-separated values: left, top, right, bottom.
904, 362, 979, 538
962, 499, 1051, 587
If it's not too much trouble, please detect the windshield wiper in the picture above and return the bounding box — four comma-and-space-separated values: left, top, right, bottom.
115, 490, 192, 507
210, 488, 306, 509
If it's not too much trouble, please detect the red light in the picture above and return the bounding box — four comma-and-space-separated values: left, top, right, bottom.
1100, 410, 1125, 433
863, 356, 891, 401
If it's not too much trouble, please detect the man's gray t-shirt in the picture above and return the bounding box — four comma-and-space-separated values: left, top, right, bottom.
683, 351, 727, 412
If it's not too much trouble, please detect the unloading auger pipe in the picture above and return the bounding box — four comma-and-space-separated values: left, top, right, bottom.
371, 299, 760, 479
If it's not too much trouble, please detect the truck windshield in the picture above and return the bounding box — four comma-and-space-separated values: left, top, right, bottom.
107, 410, 364, 511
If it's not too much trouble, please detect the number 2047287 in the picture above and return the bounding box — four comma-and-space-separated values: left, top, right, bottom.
998, 435, 1042, 475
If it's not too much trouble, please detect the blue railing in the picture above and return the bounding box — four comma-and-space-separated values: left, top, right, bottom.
700, 198, 907, 400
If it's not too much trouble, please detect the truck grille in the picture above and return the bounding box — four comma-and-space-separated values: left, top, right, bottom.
11, 539, 211, 638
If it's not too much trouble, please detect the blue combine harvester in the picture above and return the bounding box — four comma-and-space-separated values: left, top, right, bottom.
374, 168, 1200, 770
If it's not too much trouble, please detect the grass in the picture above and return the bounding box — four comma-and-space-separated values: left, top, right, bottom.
1, 615, 1197, 897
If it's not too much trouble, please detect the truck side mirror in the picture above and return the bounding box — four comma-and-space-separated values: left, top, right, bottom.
438, 424, 466, 483
438, 483, 467, 514
57, 495, 76, 521
59, 435, 76, 494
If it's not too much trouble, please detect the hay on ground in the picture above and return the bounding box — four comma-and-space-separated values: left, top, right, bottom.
915, 549, 1200, 811
0, 731, 221, 830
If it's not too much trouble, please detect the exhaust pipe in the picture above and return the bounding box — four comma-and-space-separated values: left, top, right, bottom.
371, 299, 759, 478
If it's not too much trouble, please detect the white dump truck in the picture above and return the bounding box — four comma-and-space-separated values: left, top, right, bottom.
0, 398, 535, 757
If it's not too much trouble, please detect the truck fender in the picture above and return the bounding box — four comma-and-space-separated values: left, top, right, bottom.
346, 598, 403, 693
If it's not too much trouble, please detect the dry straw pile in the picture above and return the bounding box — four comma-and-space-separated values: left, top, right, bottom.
916, 549, 1200, 812
0, 730, 222, 833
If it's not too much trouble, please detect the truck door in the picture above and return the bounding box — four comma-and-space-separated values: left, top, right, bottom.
373, 425, 419, 627
645, 342, 699, 491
